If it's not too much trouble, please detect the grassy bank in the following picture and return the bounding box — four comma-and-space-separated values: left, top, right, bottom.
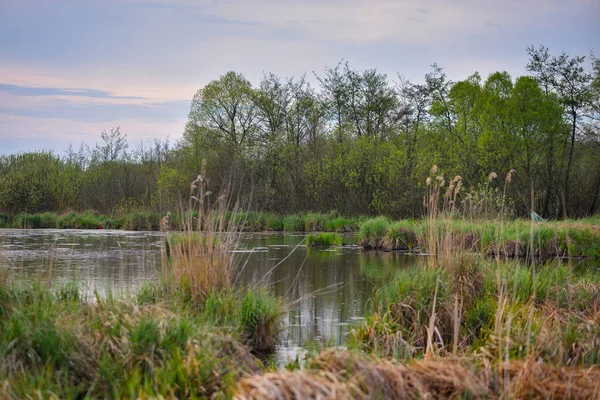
0, 169, 288, 398
0, 280, 283, 399
0, 221, 284, 398
358, 216, 600, 258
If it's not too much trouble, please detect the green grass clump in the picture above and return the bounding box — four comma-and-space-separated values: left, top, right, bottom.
358, 217, 389, 249
240, 289, 283, 353
123, 211, 160, 231
352, 257, 600, 364
306, 232, 343, 247
325, 216, 360, 232
0, 280, 282, 398
305, 213, 328, 231
10, 214, 23, 228
265, 214, 284, 231
39, 212, 58, 228
382, 220, 419, 251
283, 214, 307, 232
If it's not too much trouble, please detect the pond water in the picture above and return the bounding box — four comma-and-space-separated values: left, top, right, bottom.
0, 229, 422, 365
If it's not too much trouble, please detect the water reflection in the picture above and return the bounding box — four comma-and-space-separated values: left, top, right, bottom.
0, 229, 163, 294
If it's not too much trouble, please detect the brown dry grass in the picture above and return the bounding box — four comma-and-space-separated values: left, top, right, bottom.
235, 349, 600, 399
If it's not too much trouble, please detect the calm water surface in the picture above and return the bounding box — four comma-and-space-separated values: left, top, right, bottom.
0, 229, 421, 364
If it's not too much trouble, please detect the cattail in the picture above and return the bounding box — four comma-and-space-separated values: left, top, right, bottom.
426, 177, 432, 186
431, 165, 438, 174
506, 169, 516, 183
488, 172, 497, 183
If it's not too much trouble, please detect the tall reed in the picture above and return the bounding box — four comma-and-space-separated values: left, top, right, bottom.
164, 160, 241, 305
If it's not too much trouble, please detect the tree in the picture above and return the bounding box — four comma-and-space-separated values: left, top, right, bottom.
92, 127, 129, 164
188, 71, 258, 155
527, 46, 594, 217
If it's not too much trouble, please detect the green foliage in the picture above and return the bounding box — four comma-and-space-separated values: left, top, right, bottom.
0, 213, 8, 228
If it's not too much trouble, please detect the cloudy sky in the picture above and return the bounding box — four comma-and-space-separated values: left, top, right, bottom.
0, 0, 598, 155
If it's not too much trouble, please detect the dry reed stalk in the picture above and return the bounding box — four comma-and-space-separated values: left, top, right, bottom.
452, 294, 460, 356
425, 278, 440, 359
424, 166, 465, 268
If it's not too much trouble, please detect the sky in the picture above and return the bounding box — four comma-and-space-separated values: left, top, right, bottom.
0, 0, 598, 155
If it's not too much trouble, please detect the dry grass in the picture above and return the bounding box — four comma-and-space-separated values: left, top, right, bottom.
235, 349, 600, 399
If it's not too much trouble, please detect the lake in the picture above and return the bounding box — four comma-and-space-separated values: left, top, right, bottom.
0, 229, 422, 365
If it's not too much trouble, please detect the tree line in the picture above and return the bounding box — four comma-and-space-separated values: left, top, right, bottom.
1, 46, 599, 219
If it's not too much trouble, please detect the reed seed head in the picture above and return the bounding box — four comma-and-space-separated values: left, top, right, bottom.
506, 169, 516, 183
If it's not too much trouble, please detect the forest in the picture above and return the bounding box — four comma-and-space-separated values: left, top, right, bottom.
1, 46, 599, 219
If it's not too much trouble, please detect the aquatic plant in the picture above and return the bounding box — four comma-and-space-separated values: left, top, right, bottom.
306, 232, 343, 247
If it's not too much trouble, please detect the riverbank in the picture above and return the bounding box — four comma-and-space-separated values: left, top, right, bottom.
0, 210, 362, 232
5, 210, 598, 259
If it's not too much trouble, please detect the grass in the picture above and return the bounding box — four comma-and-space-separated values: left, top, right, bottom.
0, 281, 273, 399
230, 255, 598, 399
306, 232, 343, 247
348, 257, 600, 364
4, 207, 596, 260
358, 216, 390, 249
